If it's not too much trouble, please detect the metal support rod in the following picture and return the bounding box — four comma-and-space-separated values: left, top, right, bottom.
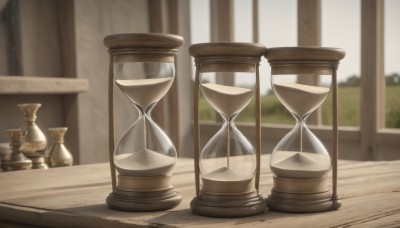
194, 65, 201, 197
108, 54, 116, 191
332, 68, 338, 200
255, 65, 261, 193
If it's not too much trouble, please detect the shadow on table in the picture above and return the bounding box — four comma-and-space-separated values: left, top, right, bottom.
61, 204, 340, 227
63, 204, 269, 226
148, 208, 341, 227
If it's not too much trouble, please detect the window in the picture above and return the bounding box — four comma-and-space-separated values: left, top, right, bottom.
384, 0, 400, 129
321, 0, 361, 127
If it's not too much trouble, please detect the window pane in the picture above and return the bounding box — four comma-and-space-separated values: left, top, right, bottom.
384, 0, 400, 129
259, 0, 297, 124
321, 0, 361, 127
234, 0, 252, 43
190, 0, 210, 45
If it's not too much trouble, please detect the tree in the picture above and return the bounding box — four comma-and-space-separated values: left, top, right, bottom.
386, 73, 400, 86
339, 74, 360, 87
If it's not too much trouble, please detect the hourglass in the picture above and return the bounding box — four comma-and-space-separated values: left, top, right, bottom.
190, 43, 266, 217
265, 47, 345, 213
104, 33, 184, 211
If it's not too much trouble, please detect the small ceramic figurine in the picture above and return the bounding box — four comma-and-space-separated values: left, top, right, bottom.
48, 127, 73, 167
18, 103, 48, 169
2, 129, 32, 171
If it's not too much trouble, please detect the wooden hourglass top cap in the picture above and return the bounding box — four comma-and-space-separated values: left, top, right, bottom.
103, 33, 184, 50
189, 42, 266, 58
265, 47, 345, 62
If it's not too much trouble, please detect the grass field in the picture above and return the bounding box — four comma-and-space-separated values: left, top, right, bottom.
199, 86, 400, 128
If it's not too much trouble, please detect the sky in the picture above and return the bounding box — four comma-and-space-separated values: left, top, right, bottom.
190, 0, 400, 94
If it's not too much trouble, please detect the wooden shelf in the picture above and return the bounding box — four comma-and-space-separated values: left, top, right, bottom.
0, 76, 88, 94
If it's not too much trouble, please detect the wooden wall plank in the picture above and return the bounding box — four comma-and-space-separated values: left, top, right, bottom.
297, 0, 321, 125
210, 0, 234, 42
0, 76, 88, 94
4, 0, 22, 75
360, 0, 384, 160
19, 0, 62, 77
148, 0, 167, 131
57, 0, 81, 165
210, 0, 235, 86
73, 0, 150, 164
167, 0, 193, 157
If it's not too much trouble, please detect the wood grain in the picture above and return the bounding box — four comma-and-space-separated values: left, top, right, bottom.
0, 76, 88, 94
0, 157, 399, 227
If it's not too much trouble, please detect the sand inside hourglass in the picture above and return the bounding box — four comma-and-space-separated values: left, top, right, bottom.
116, 77, 173, 110
201, 160, 255, 194
115, 149, 175, 176
271, 151, 331, 179
273, 82, 330, 119
114, 77, 175, 176
200, 83, 255, 189
203, 166, 253, 181
201, 83, 254, 119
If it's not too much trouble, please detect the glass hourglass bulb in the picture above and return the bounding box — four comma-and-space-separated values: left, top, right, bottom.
270, 74, 332, 179
113, 61, 177, 177
199, 72, 256, 194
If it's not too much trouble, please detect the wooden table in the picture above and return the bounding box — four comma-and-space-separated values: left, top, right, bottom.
0, 156, 399, 227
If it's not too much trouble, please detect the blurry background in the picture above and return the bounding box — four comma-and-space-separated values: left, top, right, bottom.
0, 0, 398, 164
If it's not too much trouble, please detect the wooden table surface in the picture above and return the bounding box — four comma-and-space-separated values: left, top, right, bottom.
0, 156, 399, 227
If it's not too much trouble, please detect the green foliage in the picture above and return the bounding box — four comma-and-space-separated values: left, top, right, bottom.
386, 108, 400, 128
199, 95, 216, 120
338, 73, 400, 87
198, 86, 400, 129
386, 86, 400, 128
339, 74, 360, 87
322, 87, 360, 126
386, 73, 400, 86
259, 95, 294, 124
199, 95, 294, 124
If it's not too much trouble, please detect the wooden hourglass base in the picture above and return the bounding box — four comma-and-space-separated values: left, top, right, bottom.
106, 175, 181, 212
267, 176, 341, 213
106, 189, 181, 212
190, 191, 266, 218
